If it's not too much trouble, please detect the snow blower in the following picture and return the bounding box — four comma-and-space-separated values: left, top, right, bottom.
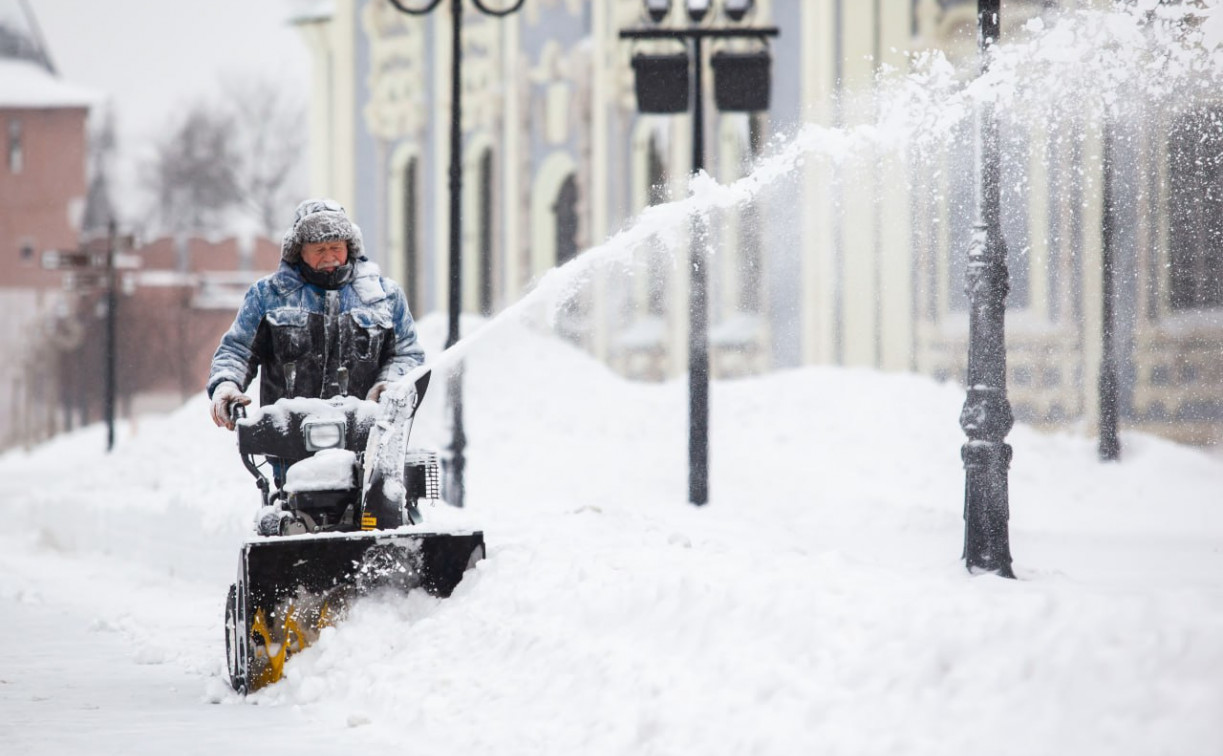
223, 370, 484, 694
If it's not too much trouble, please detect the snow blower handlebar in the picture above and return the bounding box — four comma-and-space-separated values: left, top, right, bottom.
230, 403, 272, 508
231, 396, 383, 510
225, 371, 431, 514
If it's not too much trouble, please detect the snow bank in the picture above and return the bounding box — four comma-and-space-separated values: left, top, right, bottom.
2, 314, 1220, 755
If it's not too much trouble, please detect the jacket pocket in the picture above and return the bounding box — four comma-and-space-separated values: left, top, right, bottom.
265, 307, 313, 361
347, 308, 393, 362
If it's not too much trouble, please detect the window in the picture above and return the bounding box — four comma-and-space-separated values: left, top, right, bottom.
553, 172, 582, 344
946, 117, 1031, 312
739, 114, 765, 313
478, 149, 494, 316
999, 124, 1031, 310
8, 119, 22, 174
646, 134, 668, 316
402, 157, 419, 304
553, 174, 578, 266
1168, 108, 1223, 310
947, 118, 975, 312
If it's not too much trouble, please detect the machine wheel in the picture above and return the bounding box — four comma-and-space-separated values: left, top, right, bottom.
224, 583, 249, 694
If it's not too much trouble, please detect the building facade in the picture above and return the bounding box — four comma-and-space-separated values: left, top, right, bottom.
0, 10, 290, 452
0, 52, 96, 449
295, 0, 1223, 446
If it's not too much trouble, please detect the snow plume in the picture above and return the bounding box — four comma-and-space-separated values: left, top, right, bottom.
399, 123, 862, 386
400, 0, 1223, 387
841, 1, 1223, 160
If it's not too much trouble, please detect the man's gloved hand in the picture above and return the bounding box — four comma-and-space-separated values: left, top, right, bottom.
210, 381, 251, 430
256, 505, 289, 537
366, 381, 389, 402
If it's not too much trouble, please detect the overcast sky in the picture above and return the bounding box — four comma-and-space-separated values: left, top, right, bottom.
28, 0, 311, 140
12, 0, 313, 224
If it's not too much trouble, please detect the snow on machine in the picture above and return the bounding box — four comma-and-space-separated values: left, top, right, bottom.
223, 370, 484, 693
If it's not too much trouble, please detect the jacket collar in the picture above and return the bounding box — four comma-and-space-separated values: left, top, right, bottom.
269, 259, 386, 304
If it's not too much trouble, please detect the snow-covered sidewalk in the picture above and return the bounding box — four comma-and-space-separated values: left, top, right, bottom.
1, 318, 1220, 755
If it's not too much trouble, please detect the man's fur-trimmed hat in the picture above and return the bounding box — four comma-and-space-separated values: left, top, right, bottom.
281, 198, 366, 263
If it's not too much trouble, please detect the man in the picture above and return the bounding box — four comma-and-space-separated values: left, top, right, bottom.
207, 198, 425, 430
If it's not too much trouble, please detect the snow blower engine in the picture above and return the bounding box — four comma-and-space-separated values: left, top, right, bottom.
223, 370, 484, 694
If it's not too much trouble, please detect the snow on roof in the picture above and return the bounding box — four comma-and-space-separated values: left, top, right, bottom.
0, 58, 100, 109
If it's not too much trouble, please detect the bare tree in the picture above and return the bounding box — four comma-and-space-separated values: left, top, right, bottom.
147, 104, 241, 236
143, 75, 306, 237
221, 75, 307, 237
81, 106, 118, 235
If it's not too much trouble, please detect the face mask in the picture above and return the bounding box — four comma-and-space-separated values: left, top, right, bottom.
298, 261, 355, 290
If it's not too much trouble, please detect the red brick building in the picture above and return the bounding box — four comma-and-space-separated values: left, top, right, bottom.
0, 56, 96, 449
32, 235, 283, 450
0, 59, 94, 287
0, 28, 285, 452
113, 236, 283, 406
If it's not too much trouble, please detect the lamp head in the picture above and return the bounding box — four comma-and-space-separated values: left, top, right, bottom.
724, 0, 753, 22
644, 0, 670, 22
686, 0, 710, 22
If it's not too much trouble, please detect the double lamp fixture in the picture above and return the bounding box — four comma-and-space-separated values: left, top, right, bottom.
630, 0, 773, 114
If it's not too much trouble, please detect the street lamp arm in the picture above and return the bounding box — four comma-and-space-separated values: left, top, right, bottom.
619, 27, 778, 40
470, 0, 526, 17
387, 0, 445, 15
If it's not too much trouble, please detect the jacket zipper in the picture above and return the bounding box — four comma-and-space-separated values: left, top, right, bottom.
323, 289, 340, 397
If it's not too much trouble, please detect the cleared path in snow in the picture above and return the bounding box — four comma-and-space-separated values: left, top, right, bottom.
0, 318, 1221, 755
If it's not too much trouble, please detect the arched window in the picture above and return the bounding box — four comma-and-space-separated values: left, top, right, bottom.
739, 114, 765, 313
947, 119, 975, 313
8, 119, 22, 174
946, 117, 1031, 312
478, 149, 494, 316
999, 123, 1031, 310
646, 134, 668, 316
402, 157, 420, 304
554, 173, 579, 266
1169, 108, 1223, 310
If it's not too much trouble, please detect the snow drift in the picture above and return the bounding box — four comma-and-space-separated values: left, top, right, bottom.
0, 315, 1221, 756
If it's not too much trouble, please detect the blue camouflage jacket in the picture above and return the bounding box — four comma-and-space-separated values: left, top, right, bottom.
207, 260, 425, 405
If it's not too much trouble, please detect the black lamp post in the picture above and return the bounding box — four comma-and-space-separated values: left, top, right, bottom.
621, 0, 778, 507
104, 220, 118, 452
388, 0, 526, 508
41, 228, 125, 451
1099, 121, 1121, 462
959, 0, 1015, 577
